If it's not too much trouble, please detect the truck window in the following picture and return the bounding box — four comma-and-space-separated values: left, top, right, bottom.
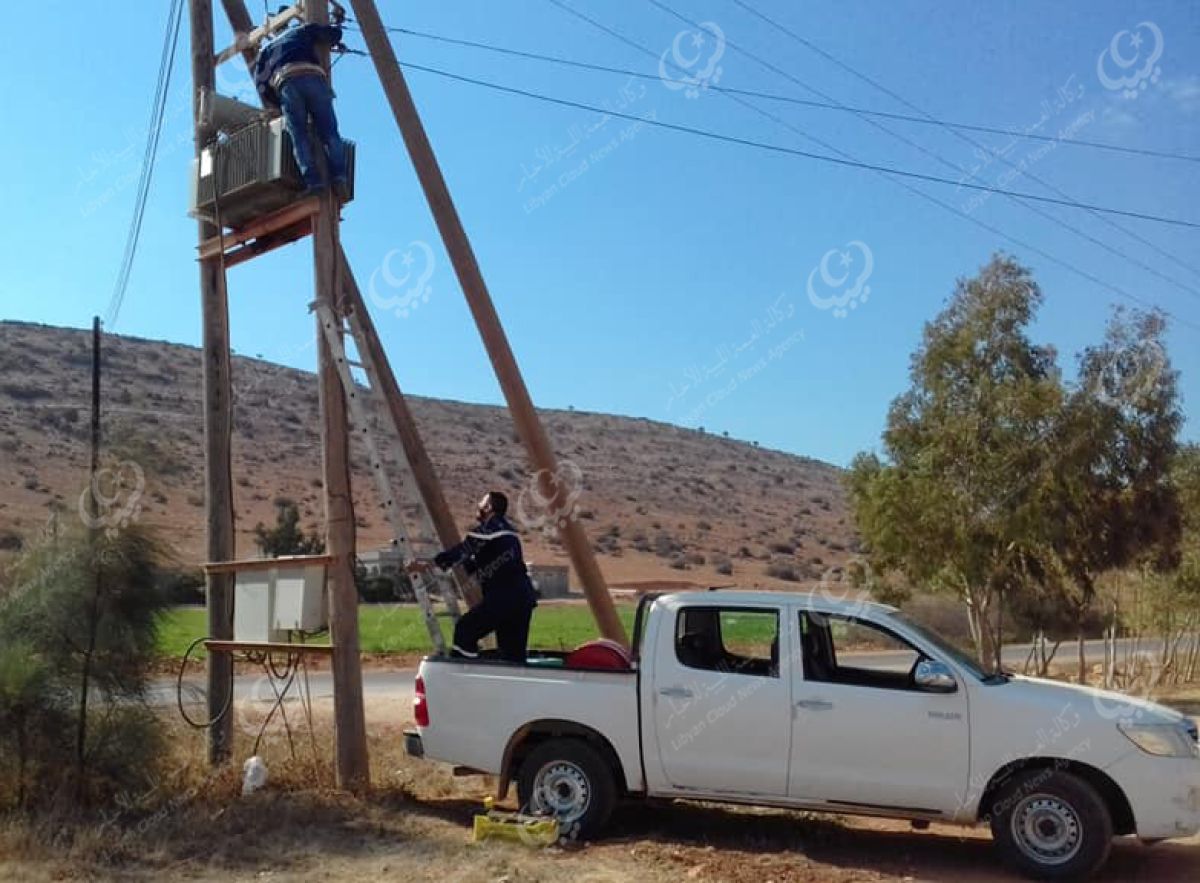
675, 607, 779, 678
800, 611, 921, 690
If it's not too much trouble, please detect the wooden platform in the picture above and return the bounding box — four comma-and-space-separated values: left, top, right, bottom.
202, 553, 334, 574
197, 197, 320, 269
203, 639, 334, 656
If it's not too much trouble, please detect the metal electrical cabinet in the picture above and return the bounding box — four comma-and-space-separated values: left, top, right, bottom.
232, 558, 329, 643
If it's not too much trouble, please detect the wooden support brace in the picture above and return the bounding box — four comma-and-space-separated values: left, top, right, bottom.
219, 219, 313, 269
214, 3, 304, 65
197, 197, 318, 262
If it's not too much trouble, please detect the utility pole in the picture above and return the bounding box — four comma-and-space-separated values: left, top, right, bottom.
189, 0, 235, 765
219, 0, 468, 597
310, 0, 369, 791
76, 316, 102, 798
348, 0, 627, 646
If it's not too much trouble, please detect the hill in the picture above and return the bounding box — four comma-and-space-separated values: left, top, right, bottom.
0, 320, 855, 587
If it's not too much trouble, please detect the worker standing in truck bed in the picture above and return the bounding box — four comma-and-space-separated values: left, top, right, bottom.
408, 491, 538, 662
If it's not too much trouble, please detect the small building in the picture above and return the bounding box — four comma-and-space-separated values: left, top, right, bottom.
530, 563, 570, 599
358, 545, 404, 578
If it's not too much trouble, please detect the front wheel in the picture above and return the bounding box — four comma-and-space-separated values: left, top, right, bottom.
516, 738, 617, 842
989, 770, 1113, 880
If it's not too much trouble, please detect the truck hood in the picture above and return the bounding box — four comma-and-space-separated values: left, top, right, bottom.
1003, 675, 1185, 727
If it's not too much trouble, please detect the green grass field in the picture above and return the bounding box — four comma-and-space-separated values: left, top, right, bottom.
156, 603, 641, 657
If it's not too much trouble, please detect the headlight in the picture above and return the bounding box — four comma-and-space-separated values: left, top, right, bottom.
1118, 722, 1199, 758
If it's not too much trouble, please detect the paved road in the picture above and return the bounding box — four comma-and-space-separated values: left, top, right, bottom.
154, 636, 1166, 709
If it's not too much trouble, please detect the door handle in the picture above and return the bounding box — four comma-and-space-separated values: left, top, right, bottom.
658, 686, 694, 699
795, 699, 834, 711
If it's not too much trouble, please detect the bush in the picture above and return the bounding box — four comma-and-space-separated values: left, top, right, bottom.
0, 526, 171, 808
653, 532, 682, 559
765, 562, 800, 582
767, 541, 795, 555
714, 558, 733, 576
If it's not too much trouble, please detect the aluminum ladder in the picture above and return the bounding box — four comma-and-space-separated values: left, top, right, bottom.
314, 300, 465, 654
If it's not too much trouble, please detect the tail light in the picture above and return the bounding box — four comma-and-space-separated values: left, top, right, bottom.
414, 675, 429, 727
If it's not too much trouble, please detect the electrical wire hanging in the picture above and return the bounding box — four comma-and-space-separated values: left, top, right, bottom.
381, 10, 1200, 300
532, 0, 1200, 329
717, 0, 1200, 286
105, 0, 185, 329
365, 22, 1198, 165
396, 58, 1199, 231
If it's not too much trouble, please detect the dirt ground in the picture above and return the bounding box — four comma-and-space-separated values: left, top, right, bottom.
2, 697, 1198, 883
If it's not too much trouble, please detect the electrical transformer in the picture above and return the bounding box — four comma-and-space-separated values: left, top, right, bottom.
189, 110, 355, 229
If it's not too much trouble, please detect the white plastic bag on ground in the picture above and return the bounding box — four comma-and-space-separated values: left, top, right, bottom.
242, 755, 268, 795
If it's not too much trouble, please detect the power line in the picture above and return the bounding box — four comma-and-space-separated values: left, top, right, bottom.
536, 0, 1199, 324
726, 0, 1200, 285
375, 13, 1200, 301
371, 22, 1199, 166
106, 0, 184, 328
646, 0, 1200, 302
395, 58, 1200, 330
417, 68, 1200, 230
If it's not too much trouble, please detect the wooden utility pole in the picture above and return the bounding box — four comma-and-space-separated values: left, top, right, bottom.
310, 0, 369, 791
348, 0, 627, 646
218, 1, 467, 596
189, 0, 235, 765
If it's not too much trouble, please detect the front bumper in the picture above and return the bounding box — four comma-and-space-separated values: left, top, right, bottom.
404, 728, 424, 758
1106, 749, 1200, 839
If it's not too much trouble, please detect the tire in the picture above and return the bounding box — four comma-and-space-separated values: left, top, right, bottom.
516, 738, 617, 842
989, 769, 1113, 880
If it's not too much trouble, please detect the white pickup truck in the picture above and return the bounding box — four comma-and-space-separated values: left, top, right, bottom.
405, 591, 1200, 880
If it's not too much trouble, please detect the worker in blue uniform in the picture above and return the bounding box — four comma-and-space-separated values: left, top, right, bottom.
253, 20, 349, 199
408, 491, 539, 662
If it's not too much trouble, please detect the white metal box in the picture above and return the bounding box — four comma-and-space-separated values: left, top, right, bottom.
233, 569, 286, 643
273, 563, 328, 632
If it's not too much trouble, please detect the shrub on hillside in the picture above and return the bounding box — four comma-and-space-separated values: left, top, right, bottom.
765, 562, 800, 582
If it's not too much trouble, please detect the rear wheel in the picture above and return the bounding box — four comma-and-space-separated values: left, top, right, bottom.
516, 738, 617, 841
989, 770, 1113, 880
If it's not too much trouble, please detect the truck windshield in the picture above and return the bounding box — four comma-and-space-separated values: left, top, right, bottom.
890, 612, 995, 683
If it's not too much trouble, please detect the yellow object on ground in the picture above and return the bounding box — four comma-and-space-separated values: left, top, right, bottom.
472, 800, 560, 847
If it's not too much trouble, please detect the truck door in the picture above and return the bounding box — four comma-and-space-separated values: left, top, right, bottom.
649, 604, 790, 796
788, 610, 970, 815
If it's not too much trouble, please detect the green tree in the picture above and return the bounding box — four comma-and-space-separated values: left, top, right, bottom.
848, 255, 1062, 668
253, 499, 325, 557
0, 524, 170, 806
1031, 309, 1181, 681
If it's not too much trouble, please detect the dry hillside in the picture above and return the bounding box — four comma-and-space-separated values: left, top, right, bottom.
0, 320, 855, 587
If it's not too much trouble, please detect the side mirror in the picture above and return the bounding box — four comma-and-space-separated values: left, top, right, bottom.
915, 659, 958, 693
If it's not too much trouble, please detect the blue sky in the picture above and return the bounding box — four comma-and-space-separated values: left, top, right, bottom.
1, 0, 1197, 467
